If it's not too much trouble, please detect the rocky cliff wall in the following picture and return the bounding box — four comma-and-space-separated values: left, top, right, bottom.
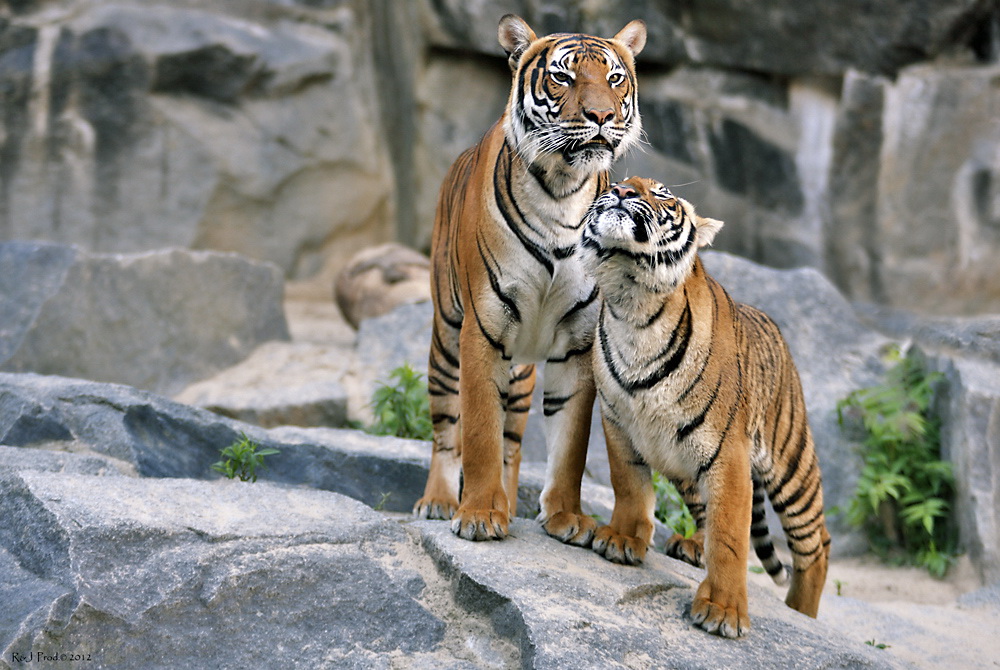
1, 0, 998, 310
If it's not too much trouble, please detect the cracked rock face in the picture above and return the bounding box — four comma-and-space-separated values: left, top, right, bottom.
0, 469, 901, 670
0, 2, 394, 279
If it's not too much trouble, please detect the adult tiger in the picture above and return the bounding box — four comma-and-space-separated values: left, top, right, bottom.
581, 177, 831, 637
412, 15, 647, 544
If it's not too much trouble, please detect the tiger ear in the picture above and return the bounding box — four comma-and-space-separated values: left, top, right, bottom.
696, 216, 724, 248
499, 14, 537, 72
613, 20, 647, 58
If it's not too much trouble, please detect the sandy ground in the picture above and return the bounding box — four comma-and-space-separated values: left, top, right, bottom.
748, 553, 1000, 669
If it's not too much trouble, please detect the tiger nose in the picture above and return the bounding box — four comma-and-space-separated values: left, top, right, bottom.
611, 183, 636, 199
585, 107, 615, 126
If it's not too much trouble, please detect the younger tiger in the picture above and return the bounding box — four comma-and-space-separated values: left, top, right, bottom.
581, 177, 831, 638
412, 16, 647, 544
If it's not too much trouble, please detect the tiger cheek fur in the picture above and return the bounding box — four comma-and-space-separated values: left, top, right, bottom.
412, 16, 646, 545
582, 176, 831, 637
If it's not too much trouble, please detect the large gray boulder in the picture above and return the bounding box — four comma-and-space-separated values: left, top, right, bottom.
935, 356, 1000, 584
0, 373, 429, 514
0, 241, 288, 396
0, 467, 905, 669
0, 473, 448, 668
0, 2, 394, 280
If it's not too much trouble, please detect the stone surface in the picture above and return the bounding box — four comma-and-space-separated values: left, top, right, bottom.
4, 1, 1000, 312
0, 467, 907, 669
346, 301, 435, 424
0, 370, 997, 666
0, 1, 394, 280
0, 241, 288, 396
934, 356, 1000, 584
0, 473, 448, 668
334, 243, 431, 329
415, 518, 902, 670
0, 373, 430, 514
420, 0, 992, 76
875, 63, 1000, 313
175, 341, 351, 428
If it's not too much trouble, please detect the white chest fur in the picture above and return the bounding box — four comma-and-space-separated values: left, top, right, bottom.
481, 164, 600, 364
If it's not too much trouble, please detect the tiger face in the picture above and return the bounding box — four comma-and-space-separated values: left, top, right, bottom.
582, 177, 724, 295
499, 15, 646, 176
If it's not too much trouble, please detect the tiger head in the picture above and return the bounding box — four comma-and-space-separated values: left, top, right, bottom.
499, 14, 646, 179
582, 176, 724, 296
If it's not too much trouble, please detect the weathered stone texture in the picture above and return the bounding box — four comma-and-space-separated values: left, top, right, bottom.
1, 2, 394, 280
0, 241, 288, 396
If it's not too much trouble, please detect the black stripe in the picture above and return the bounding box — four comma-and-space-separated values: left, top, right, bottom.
477, 235, 522, 322
547, 342, 593, 364
494, 143, 554, 275
774, 470, 822, 517
468, 282, 511, 361
429, 356, 459, 382
638, 301, 665, 329
427, 375, 458, 396
599, 301, 692, 395
510, 365, 535, 383
558, 284, 599, 326
503, 431, 523, 444
432, 413, 459, 425
432, 330, 460, 370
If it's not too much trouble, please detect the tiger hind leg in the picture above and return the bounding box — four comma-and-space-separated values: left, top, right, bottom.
766, 440, 830, 618
664, 477, 706, 567
502, 364, 535, 516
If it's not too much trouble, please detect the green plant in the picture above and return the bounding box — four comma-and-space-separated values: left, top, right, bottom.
834, 579, 845, 596
374, 492, 392, 511
212, 434, 280, 483
866, 639, 891, 650
652, 472, 696, 538
369, 364, 434, 440
836, 345, 957, 576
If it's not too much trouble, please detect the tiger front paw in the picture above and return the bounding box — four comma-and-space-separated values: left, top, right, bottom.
412, 494, 459, 520
665, 532, 704, 567
691, 578, 750, 638
538, 510, 597, 547
450, 497, 510, 541
593, 525, 648, 565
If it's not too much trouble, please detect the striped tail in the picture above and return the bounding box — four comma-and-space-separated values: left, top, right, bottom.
751, 475, 790, 585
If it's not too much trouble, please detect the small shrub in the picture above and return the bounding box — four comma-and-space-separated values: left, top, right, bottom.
369, 364, 433, 440
652, 472, 696, 538
836, 345, 957, 576
212, 433, 280, 483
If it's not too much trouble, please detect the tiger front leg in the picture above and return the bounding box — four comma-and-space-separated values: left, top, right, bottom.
691, 444, 752, 638
502, 364, 536, 516
537, 351, 598, 546
592, 415, 654, 565
450, 323, 512, 541
414, 320, 463, 520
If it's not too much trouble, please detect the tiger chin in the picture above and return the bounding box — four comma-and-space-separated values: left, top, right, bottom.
412, 16, 647, 545
580, 177, 831, 638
